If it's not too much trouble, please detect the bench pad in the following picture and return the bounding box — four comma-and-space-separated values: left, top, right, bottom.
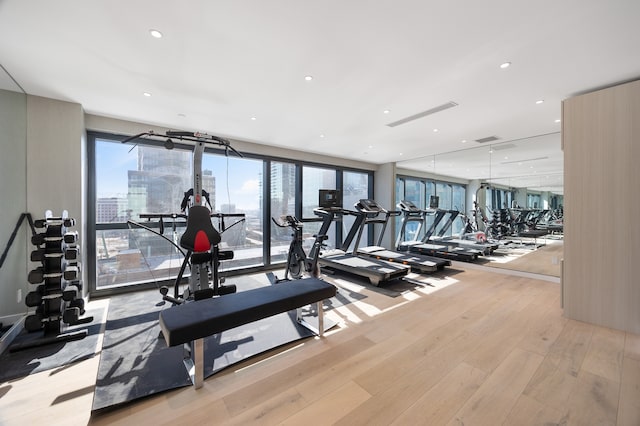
159, 278, 336, 347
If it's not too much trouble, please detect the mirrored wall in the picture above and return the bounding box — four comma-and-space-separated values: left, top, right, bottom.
397, 133, 563, 277
0, 65, 28, 319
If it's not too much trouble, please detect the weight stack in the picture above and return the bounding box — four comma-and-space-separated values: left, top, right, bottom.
11, 210, 94, 352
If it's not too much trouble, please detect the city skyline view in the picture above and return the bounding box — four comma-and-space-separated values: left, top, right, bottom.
96, 139, 262, 215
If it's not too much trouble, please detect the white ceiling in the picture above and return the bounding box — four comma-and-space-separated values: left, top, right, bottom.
1, 0, 639, 192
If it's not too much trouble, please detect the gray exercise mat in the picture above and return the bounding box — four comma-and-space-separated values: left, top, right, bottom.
91, 277, 323, 412
0, 306, 105, 383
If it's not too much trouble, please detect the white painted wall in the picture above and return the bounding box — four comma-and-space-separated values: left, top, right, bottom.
0, 89, 27, 325
26, 95, 85, 295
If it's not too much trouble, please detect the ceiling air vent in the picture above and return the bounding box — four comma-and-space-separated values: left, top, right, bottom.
475, 136, 500, 143
386, 101, 458, 127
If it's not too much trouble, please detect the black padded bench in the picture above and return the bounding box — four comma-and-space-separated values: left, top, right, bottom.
159, 277, 337, 388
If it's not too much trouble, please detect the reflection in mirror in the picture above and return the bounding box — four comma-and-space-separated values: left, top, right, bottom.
0, 64, 24, 93
397, 133, 563, 277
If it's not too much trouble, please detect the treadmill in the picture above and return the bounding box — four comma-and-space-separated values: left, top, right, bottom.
429, 209, 500, 255
347, 199, 450, 273
396, 200, 480, 262
314, 190, 409, 286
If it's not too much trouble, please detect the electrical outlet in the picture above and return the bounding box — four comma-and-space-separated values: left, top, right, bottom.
17, 288, 22, 303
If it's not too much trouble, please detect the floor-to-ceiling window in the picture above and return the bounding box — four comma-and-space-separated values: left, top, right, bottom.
301, 166, 337, 250
93, 138, 193, 289
341, 171, 371, 251
527, 192, 542, 209
88, 131, 373, 294
269, 161, 297, 263
202, 154, 264, 269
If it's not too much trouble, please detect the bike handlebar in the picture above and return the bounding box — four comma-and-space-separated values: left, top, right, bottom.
272, 215, 302, 228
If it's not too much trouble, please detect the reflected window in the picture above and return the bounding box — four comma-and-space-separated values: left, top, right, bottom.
395, 176, 465, 241
270, 162, 297, 264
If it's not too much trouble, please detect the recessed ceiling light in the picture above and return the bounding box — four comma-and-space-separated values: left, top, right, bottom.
504, 156, 508, 160
555, 119, 561, 123
399, 153, 403, 156
368, 145, 373, 149
536, 100, 544, 104
304, 75, 313, 81
461, 139, 467, 143
250, 117, 256, 121
143, 92, 151, 97
500, 62, 511, 69
383, 109, 390, 114
149, 29, 163, 38
433, 128, 439, 132
319, 134, 325, 138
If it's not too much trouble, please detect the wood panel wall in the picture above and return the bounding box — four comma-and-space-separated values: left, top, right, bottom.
562, 79, 640, 334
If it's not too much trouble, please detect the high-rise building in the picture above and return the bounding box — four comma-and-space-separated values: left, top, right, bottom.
127, 146, 216, 213
270, 163, 296, 215
96, 197, 128, 223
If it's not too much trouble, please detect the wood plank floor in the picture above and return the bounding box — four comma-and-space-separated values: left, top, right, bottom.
2, 262, 639, 426
484, 239, 563, 277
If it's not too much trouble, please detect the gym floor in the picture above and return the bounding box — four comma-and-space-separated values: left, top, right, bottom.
2, 242, 638, 425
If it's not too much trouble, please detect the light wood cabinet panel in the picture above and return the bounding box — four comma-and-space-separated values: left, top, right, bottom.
563, 79, 640, 333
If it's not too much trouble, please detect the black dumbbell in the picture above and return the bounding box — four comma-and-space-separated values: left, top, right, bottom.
34, 219, 48, 228
62, 285, 78, 301
65, 247, 80, 260
25, 286, 45, 307
31, 233, 46, 246
68, 280, 82, 291
30, 249, 46, 262
63, 265, 80, 281
69, 298, 85, 315
63, 218, 76, 227
28, 267, 45, 284
25, 313, 44, 332
64, 231, 78, 244
62, 307, 80, 325
25, 286, 76, 306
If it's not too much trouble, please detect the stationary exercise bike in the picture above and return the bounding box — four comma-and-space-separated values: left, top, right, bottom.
268, 214, 327, 283
122, 130, 243, 304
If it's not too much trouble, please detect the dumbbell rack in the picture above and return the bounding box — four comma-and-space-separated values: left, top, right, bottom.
10, 210, 93, 352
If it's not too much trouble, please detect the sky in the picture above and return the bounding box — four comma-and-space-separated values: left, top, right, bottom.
96, 139, 262, 211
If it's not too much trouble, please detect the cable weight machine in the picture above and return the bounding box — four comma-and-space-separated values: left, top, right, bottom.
121, 130, 244, 304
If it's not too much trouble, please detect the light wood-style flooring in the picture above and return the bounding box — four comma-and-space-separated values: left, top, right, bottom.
484, 239, 563, 277
2, 261, 639, 425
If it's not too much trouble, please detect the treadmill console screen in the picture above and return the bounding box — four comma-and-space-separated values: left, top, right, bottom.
319, 189, 342, 209
400, 200, 420, 212
359, 199, 380, 210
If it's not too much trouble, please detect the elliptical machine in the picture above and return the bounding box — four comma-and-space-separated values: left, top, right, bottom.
122, 130, 243, 304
